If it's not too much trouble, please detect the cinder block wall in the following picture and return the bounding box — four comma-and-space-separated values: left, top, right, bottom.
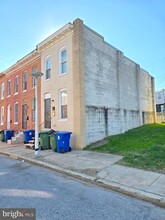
83, 25, 155, 145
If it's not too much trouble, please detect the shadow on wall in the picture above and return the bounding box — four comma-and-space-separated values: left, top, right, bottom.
85, 106, 155, 145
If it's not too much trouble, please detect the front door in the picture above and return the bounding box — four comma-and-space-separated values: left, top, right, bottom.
22, 104, 27, 129
7, 104, 10, 129
44, 98, 51, 129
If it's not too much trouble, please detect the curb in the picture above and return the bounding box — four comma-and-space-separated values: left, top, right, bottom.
1, 151, 165, 208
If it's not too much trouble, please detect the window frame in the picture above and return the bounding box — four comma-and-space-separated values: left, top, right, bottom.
22, 72, 27, 91
1, 106, 4, 125
1, 83, 4, 99
59, 89, 68, 120
14, 76, 19, 94
7, 80, 11, 97
45, 58, 51, 80
59, 47, 67, 75
14, 102, 18, 124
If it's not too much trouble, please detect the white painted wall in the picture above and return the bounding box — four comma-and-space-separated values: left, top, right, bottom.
83, 26, 155, 145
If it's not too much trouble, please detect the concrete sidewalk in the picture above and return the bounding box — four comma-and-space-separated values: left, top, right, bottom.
0, 142, 165, 208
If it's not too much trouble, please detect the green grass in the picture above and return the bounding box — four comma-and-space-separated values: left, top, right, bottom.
86, 123, 165, 173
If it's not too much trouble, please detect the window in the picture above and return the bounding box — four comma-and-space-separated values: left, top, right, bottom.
7, 80, 11, 96
14, 76, 18, 94
158, 92, 162, 99
32, 67, 37, 87
45, 59, 51, 80
1, 106, 4, 125
59, 89, 68, 119
1, 83, 4, 99
59, 48, 67, 75
14, 103, 18, 123
22, 72, 27, 91
32, 97, 35, 122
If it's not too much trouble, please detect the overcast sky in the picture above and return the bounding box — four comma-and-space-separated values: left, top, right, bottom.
0, 0, 164, 90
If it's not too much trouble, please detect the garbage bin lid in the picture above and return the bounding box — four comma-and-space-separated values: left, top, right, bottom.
55, 131, 72, 135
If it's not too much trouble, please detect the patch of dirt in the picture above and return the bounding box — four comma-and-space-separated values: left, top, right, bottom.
88, 138, 109, 149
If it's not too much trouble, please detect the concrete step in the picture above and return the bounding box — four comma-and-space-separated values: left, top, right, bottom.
28, 140, 35, 144
25, 143, 35, 150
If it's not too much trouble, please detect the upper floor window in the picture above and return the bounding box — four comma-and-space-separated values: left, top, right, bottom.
45, 59, 51, 80
59, 89, 68, 119
1, 106, 4, 125
59, 48, 67, 75
7, 80, 11, 96
14, 76, 19, 94
22, 72, 27, 91
1, 83, 4, 99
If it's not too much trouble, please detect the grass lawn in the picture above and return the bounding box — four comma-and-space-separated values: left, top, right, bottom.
86, 123, 165, 173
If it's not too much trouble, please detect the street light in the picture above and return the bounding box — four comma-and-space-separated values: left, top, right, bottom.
31, 70, 44, 158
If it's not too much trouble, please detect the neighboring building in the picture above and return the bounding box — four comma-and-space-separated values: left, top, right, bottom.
0, 18, 156, 149
0, 50, 41, 131
156, 90, 165, 112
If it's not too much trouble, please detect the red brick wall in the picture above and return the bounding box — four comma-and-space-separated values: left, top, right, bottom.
0, 55, 42, 132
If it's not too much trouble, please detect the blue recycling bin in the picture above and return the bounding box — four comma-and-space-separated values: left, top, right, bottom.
55, 131, 72, 153
23, 129, 35, 143
4, 130, 14, 142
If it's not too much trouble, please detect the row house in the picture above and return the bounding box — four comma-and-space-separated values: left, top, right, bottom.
0, 51, 41, 131
155, 90, 165, 112
0, 18, 156, 149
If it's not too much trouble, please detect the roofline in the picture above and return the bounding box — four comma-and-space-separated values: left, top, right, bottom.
37, 22, 73, 49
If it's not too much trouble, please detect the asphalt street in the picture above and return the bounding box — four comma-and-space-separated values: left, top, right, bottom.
0, 155, 165, 220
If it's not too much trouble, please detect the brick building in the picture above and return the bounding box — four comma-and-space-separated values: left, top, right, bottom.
0, 18, 156, 148
0, 50, 41, 131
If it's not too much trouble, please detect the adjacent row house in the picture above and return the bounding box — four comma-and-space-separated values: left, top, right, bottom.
0, 18, 156, 149
0, 51, 41, 132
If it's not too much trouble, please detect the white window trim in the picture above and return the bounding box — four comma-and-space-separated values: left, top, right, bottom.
59, 47, 67, 76
1, 83, 4, 100
14, 76, 19, 95
14, 102, 18, 124
7, 80, 11, 97
44, 57, 51, 80
22, 72, 27, 92
1, 106, 4, 125
59, 89, 68, 121
44, 93, 51, 99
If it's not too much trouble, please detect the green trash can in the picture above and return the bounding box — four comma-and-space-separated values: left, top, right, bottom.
0, 130, 5, 142
49, 134, 57, 152
39, 131, 51, 150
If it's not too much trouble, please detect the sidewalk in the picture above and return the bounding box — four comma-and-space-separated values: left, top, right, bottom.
0, 141, 165, 208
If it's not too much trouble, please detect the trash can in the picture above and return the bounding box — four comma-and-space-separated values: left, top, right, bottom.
0, 130, 5, 142
49, 134, 57, 152
39, 130, 55, 150
23, 129, 35, 143
4, 130, 15, 142
55, 131, 72, 153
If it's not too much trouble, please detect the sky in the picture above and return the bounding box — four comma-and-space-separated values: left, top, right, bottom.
0, 0, 164, 91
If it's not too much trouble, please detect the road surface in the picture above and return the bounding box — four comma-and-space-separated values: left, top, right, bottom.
0, 155, 165, 220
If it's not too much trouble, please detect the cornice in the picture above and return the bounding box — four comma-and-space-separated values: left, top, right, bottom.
3, 50, 41, 76
37, 26, 73, 52
2, 23, 73, 76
